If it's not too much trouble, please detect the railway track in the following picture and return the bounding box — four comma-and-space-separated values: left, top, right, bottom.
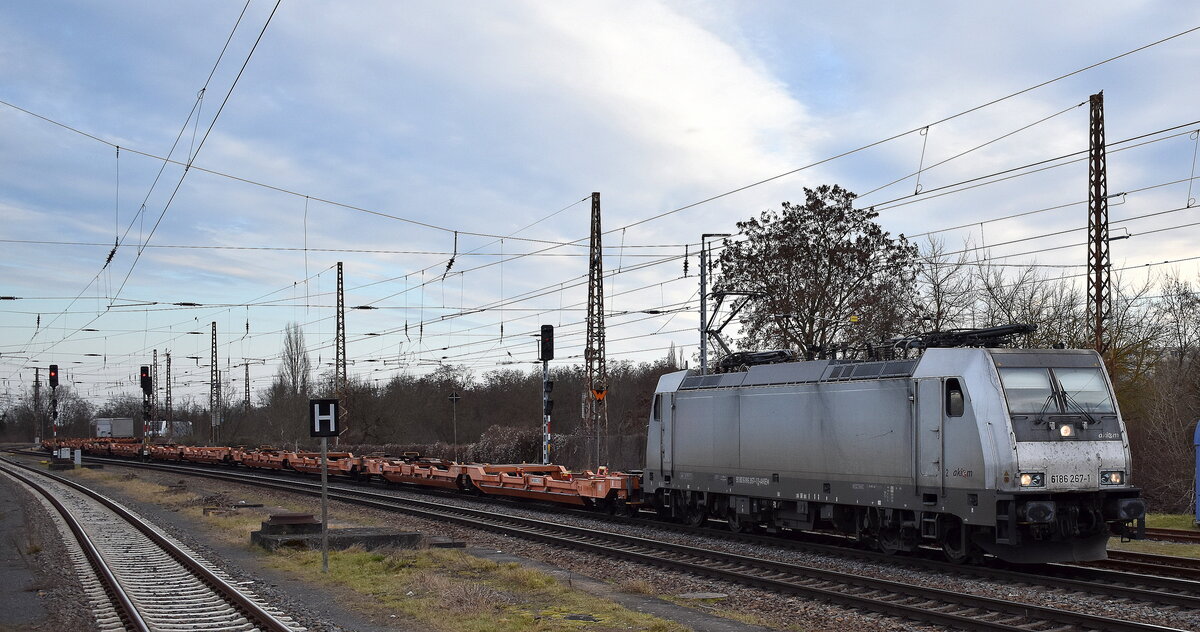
1142, 527, 1200, 544
22, 450, 1200, 607
33, 452, 1190, 632
1090, 549, 1200, 581
0, 457, 300, 632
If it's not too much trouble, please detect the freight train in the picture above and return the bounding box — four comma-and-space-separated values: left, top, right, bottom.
43, 326, 1145, 564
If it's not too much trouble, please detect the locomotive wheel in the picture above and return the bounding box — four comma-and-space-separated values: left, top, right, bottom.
685, 505, 707, 527
940, 521, 982, 564
726, 512, 745, 533
877, 527, 905, 555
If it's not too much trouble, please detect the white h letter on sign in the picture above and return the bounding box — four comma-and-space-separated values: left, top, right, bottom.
310, 398, 339, 437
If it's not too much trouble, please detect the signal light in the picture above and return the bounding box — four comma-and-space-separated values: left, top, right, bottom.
140, 365, 152, 395
48, 364, 59, 388
544, 399, 553, 416
539, 325, 554, 361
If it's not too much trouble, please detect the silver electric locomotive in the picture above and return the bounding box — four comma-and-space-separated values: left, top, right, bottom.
643, 335, 1145, 564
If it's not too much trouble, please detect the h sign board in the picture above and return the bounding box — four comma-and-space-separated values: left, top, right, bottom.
309, 398, 341, 437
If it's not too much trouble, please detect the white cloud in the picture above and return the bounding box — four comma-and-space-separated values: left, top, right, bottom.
3, 1, 1200, 400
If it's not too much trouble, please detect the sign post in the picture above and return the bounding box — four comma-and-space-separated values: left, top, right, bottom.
309, 398, 340, 573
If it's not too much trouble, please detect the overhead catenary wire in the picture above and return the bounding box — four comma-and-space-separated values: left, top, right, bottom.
9, 24, 1200, 395
109, 0, 283, 304
1, 1, 271, 381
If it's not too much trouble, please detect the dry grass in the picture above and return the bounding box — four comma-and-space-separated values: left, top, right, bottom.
57, 467, 686, 631
267, 547, 688, 632
70, 468, 200, 506
617, 578, 656, 595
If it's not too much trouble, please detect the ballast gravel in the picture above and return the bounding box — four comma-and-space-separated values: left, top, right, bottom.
48, 458, 1199, 632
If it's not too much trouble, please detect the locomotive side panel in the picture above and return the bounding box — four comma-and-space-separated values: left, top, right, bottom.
672, 392, 716, 471
737, 380, 913, 481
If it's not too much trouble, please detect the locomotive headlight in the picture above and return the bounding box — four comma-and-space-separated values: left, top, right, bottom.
1101, 470, 1125, 485
1019, 472, 1044, 487
1059, 424, 1074, 438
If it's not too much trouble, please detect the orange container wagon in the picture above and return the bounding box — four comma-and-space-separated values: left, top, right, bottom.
182, 446, 235, 465
289, 452, 368, 478
465, 463, 641, 508
372, 457, 465, 490
238, 447, 294, 470
148, 444, 185, 461
110, 441, 146, 459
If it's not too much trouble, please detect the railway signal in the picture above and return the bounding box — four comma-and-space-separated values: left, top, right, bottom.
539, 324, 554, 361
538, 326, 554, 465
139, 366, 152, 395
48, 364, 59, 389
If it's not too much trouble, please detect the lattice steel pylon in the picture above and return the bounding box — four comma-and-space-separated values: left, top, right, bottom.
151, 349, 159, 421
244, 363, 251, 413
210, 321, 218, 442
335, 261, 347, 428
164, 351, 172, 423
583, 192, 608, 468
1087, 92, 1111, 355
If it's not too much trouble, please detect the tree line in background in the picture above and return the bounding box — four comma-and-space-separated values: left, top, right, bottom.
3, 184, 1197, 512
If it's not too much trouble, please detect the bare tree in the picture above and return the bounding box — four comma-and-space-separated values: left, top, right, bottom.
716, 185, 919, 356
973, 263, 1087, 347
1158, 270, 1200, 364
279, 322, 311, 397
913, 236, 977, 331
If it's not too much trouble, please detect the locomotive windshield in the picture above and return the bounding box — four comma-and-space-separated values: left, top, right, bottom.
998, 367, 1115, 414
1054, 368, 1116, 413
997, 366, 1120, 441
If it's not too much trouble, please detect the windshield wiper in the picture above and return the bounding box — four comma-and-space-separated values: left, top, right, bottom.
1034, 392, 1057, 420
1059, 389, 1098, 426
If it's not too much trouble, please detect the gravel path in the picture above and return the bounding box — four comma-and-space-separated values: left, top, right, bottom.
0, 471, 99, 632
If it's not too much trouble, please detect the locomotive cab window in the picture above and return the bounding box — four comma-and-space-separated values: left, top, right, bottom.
997, 367, 1055, 413
945, 378, 964, 417
652, 393, 663, 422
998, 365, 1121, 442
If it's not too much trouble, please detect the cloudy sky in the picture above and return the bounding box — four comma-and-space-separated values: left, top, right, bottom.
2, 1, 1199, 408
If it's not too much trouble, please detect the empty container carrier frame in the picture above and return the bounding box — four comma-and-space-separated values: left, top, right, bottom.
643, 347, 1145, 564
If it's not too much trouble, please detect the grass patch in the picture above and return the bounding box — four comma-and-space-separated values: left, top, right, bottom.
68, 468, 200, 506
1145, 513, 1198, 530
1109, 537, 1200, 559
266, 547, 687, 632
617, 578, 656, 595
